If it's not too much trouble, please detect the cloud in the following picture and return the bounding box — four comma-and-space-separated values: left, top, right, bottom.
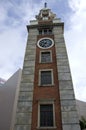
0, 0, 86, 102
0, 0, 45, 80
0, 27, 26, 79
65, 0, 86, 101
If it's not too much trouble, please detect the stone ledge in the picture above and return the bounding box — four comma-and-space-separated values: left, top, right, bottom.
55, 43, 66, 48
62, 124, 80, 130
61, 106, 77, 112
20, 84, 34, 92
56, 48, 67, 53
58, 72, 71, 80
21, 75, 34, 82
16, 112, 32, 124
62, 111, 79, 124
60, 89, 75, 100
17, 101, 32, 113
14, 125, 31, 130
61, 99, 76, 106
22, 67, 34, 75
24, 54, 35, 61
19, 91, 33, 101
25, 50, 36, 55
57, 65, 70, 73
24, 61, 35, 66
57, 59, 69, 66
59, 80, 73, 90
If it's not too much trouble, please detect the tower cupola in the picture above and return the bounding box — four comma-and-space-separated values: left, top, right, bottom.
36, 3, 56, 21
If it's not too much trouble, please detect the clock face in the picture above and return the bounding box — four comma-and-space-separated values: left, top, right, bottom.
37, 38, 54, 49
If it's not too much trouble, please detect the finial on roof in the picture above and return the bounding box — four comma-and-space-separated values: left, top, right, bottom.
36, 2, 56, 21
44, 2, 47, 8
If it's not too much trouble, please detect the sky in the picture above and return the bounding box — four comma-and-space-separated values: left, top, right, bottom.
0, 0, 86, 102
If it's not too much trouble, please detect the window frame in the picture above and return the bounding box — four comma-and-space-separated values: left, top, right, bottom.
39, 69, 54, 86
37, 100, 56, 129
40, 50, 52, 63
38, 28, 53, 35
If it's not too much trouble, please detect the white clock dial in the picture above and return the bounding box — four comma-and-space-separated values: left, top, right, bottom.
37, 38, 54, 49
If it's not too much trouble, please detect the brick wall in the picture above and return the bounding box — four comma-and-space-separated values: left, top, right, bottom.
31, 35, 62, 130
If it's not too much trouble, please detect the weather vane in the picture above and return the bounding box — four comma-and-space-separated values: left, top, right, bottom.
44, 2, 47, 8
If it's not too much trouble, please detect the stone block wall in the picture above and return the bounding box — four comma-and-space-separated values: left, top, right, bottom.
13, 28, 37, 130
53, 26, 81, 130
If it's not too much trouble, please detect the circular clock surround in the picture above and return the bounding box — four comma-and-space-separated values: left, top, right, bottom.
37, 37, 54, 49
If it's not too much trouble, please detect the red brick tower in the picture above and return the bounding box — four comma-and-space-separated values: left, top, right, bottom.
14, 3, 80, 130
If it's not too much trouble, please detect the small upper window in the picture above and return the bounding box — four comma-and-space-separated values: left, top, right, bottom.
39, 29, 53, 35
49, 29, 52, 34
44, 29, 47, 34
41, 51, 51, 63
39, 30, 42, 35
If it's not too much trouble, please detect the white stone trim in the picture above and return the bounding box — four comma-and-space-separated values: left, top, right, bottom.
30, 20, 38, 25
53, 18, 61, 23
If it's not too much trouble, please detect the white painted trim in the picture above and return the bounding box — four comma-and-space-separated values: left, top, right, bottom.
37, 37, 54, 49
30, 20, 38, 25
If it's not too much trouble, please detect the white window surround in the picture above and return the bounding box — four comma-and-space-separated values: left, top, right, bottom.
37, 100, 56, 129
39, 50, 52, 63
38, 69, 54, 86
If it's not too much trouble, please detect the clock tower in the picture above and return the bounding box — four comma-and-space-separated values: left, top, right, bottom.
13, 3, 80, 130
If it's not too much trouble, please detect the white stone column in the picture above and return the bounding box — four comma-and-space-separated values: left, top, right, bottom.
53, 26, 81, 130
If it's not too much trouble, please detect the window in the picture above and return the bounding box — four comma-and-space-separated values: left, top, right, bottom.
38, 100, 56, 128
39, 30, 42, 35
41, 71, 52, 85
49, 29, 52, 34
39, 29, 53, 35
40, 70, 53, 86
41, 51, 51, 63
44, 29, 47, 34
40, 104, 53, 127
